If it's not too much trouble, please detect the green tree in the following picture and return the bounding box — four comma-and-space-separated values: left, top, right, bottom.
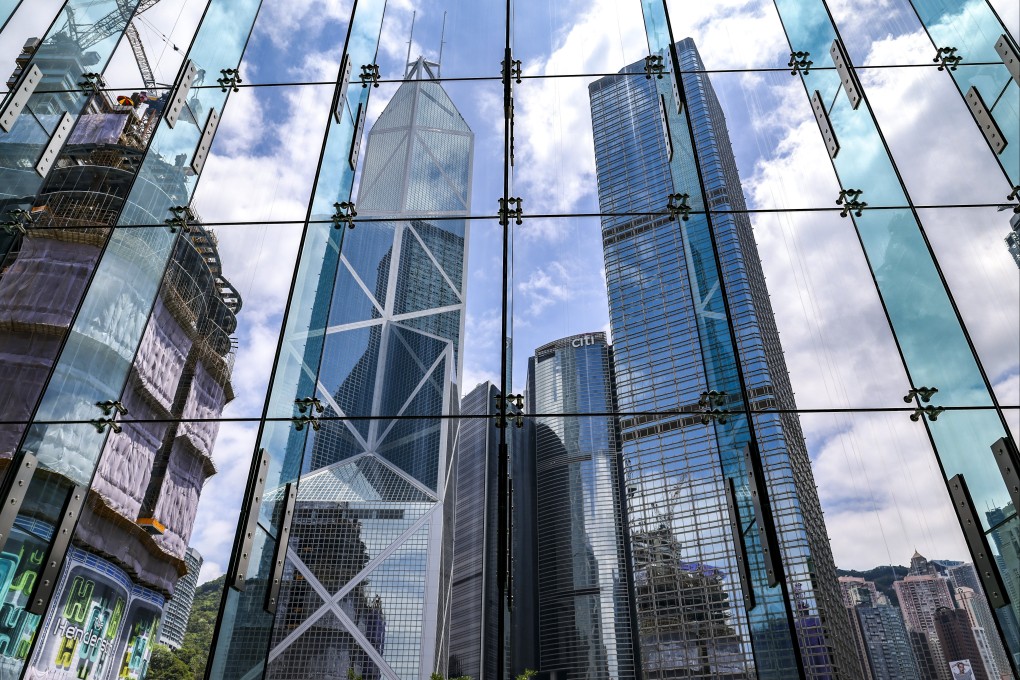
172, 575, 226, 677
147, 644, 194, 680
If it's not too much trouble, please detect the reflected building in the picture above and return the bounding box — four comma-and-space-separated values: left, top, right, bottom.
0, 34, 238, 678
839, 576, 921, 680
895, 555, 956, 680
160, 547, 204, 650
524, 332, 639, 679
452, 383, 534, 680
588, 37, 856, 678
261, 55, 473, 680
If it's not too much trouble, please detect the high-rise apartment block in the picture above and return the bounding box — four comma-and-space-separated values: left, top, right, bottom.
589, 37, 855, 678
839, 576, 921, 680
160, 547, 204, 650
524, 332, 638, 679
895, 560, 956, 680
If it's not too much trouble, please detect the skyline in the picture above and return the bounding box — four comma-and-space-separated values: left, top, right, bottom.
0, 1, 1016, 677
0, 0, 1010, 583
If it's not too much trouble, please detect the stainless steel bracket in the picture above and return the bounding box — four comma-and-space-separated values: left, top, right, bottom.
948, 474, 1010, 610
811, 90, 840, 159
228, 448, 270, 591
191, 107, 220, 174
0, 64, 42, 132
166, 60, 198, 128
727, 478, 756, 610
830, 39, 863, 110
349, 101, 366, 170
0, 452, 37, 548
659, 94, 673, 162
994, 34, 1019, 85
333, 55, 352, 124
966, 86, 1007, 155
27, 485, 86, 615
745, 444, 782, 588
991, 437, 1020, 512
265, 482, 296, 614
36, 112, 75, 177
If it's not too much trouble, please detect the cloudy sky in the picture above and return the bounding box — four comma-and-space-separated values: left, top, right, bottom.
2, 0, 1016, 581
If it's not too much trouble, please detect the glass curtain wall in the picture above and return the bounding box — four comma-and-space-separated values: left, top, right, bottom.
0, 0, 1015, 679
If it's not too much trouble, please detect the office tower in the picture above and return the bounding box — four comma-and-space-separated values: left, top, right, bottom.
254, 55, 473, 680
449, 382, 502, 679
161, 547, 205, 650
449, 383, 528, 679
895, 563, 956, 680
524, 332, 638, 679
589, 37, 855, 678
935, 606, 990, 680
0, 39, 239, 674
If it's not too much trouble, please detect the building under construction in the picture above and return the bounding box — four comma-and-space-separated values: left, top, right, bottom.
0, 32, 240, 679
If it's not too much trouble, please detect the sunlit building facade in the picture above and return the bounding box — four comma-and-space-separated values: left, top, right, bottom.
589, 38, 857, 678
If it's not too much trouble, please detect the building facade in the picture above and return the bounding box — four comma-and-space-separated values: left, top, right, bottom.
449, 382, 502, 680
160, 547, 204, 650
0, 30, 239, 676
857, 604, 923, 680
525, 332, 639, 679
895, 564, 956, 680
589, 37, 856, 678
248, 55, 474, 680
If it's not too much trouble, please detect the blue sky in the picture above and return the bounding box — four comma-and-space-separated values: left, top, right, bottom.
1, 0, 1017, 581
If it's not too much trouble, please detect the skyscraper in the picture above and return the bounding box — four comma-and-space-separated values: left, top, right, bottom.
161, 547, 205, 650
251, 55, 473, 680
839, 576, 922, 680
449, 382, 503, 679
524, 332, 639, 679
895, 562, 956, 680
589, 37, 856, 678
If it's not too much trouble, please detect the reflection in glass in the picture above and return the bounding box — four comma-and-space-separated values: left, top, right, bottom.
907, 0, 1020, 184
590, 31, 857, 677
524, 333, 638, 679
257, 53, 474, 680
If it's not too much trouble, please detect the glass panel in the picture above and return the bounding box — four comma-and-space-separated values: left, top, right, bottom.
0, 0, 24, 34
0, 0, 142, 204
0, 1, 265, 675
907, 0, 1020, 183
205, 1, 393, 674
775, 0, 1020, 663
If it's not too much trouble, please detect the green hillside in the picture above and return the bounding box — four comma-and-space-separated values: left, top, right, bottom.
836, 565, 908, 607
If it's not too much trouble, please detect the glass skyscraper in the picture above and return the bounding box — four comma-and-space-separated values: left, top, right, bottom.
589, 38, 857, 678
525, 332, 639, 679
230, 55, 473, 680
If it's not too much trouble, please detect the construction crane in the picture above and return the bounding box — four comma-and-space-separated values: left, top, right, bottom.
68, 0, 165, 91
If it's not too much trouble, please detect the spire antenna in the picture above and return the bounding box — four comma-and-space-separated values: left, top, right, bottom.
437, 11, 447, 78
405, 10, 416, 78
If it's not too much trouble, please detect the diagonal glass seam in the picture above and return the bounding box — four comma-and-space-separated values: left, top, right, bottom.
266, 507, 437, 663
406, 223, 464, 301
374, 349, 450, 447
341, 253, 388, 314
315, 379, 371, 450
415, 131, 472, 211
366, 452, 441, 501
